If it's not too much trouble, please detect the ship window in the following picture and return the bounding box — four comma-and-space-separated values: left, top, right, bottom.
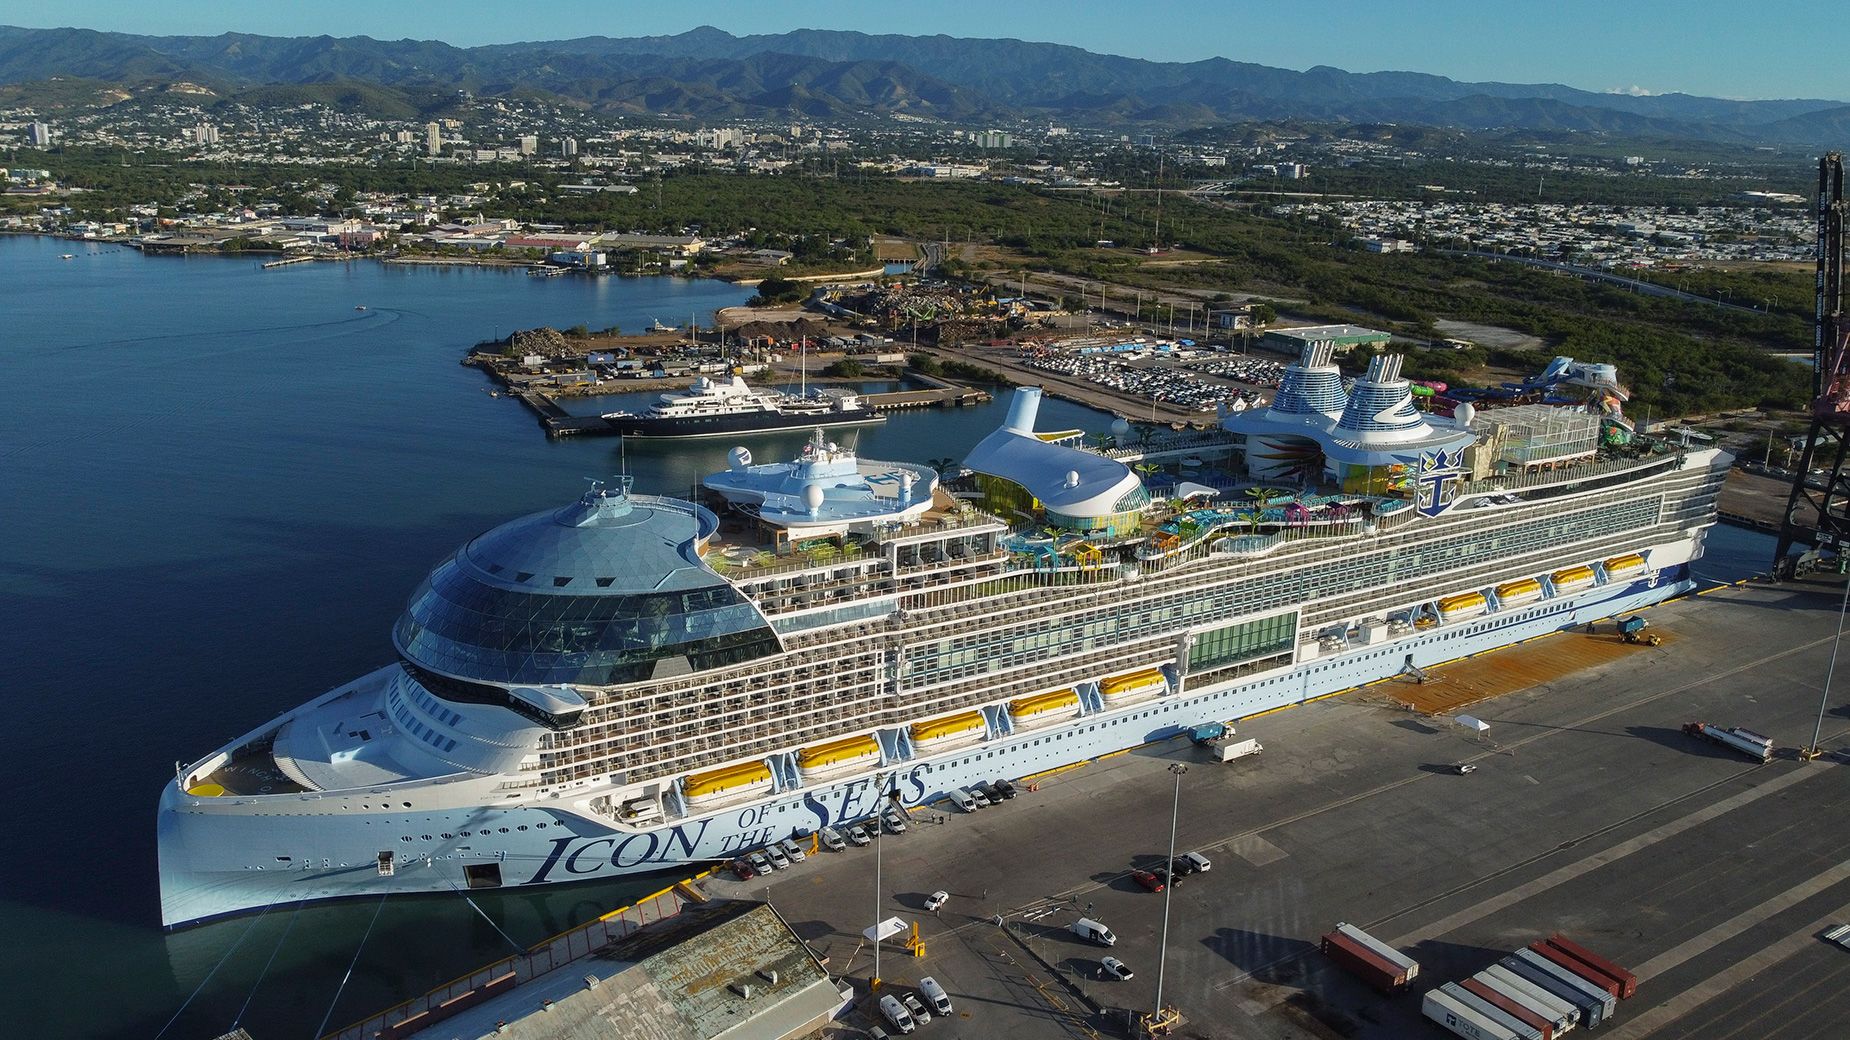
514, 572, 534, 582
595, 578, 615, 588
553, 577, 573, 588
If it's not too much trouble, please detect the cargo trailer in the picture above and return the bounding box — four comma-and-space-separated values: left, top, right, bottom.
1507, 950, 1616, 1024
1442, 982, 1545, 1040
1320, 931, 1410, 993
1423, 987, 1523, 1040
1680, 721, 1773, 762
1543, 934, 1638, 999
1527, 942, 1621, 999
1334, 922, 1420, 980
1462, 978, 1555, 1040
1501, 957, 1606, 1028
1478, 967, 1577, 1034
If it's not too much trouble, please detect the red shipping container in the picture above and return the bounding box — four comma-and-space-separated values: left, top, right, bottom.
1528, 940, 1621, 998
1320, 931, 1409, 993
1545, 933, 1638, 999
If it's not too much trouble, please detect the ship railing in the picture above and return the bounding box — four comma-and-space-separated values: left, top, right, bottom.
1457, 448, 1683, 496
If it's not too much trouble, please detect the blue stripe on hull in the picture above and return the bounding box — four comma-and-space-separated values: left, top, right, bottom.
158, 568, 1691, 928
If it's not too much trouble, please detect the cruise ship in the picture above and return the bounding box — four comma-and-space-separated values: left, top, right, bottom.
157, 345, 1727, 928
600, 374, 886, 438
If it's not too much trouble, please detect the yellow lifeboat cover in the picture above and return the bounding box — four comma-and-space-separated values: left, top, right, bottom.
1552, 565, 1595, 584
908, 711, 986, 743
798, 735, 880, 769
1102, 668, 1166, 696
684, 760, 772, 799
1604, 553, 1646, 571
1009, 689, 1080, 717
1496, 578, 1542, 599
1439, 592, 1487, 613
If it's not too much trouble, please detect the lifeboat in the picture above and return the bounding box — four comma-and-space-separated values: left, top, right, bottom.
1100, 667, 1167, 705
1550, 565, 1596, 594
1437, 592, 1489, 622
908, 711, 987, 752
1008, 689, 1080, 729
796, 734, 882, 780
1494, 578, 1543, 607
683, 761, 774, 807
1603, 553, 1647, 581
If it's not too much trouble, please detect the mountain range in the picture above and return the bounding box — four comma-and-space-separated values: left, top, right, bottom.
3, 24, 1846, 146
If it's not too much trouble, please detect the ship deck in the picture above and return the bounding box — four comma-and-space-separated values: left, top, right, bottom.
189, 741, 307, 797
1380, 621, 1682, 715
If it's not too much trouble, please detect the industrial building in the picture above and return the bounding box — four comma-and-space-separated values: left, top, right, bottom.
392, 900, 845, 1040
1261, 323, 1392, 356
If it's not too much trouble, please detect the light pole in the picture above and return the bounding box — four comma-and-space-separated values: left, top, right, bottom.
1154, 762, 1187, 1020
873, 771, 887, 989
1804, 577, 1850, 760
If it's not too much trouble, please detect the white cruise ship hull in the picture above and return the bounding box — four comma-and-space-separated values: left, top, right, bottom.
158, 557, 1695, 929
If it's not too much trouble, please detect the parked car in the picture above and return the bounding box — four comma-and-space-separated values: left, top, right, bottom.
747, 851, 773, 875
878, 994, 915, 1034
1170, 856, 1200, 879
883, 812, 908, 834
731, 857, 757, 881
966, 786, 991, 807
975, 781, 1004, 802
1131, 869, 1164, 892
845, 822, 872, 846
1101, 956, 1135, 981
765, 846, 789, 870
820, 826, 847, 852
1453, 762, 1477, 775
918, 977, 954, 1016
924, 890, 950, 911
780, 837, 807, 862
900, 991, 932, 1025
992, 778, 1018, 799
1181, 851, 1212, 873
867, 1027, 890, 1040
1152, 865, 1177, 888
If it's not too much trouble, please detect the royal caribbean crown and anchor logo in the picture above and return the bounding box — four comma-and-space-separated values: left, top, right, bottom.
1413, 447, 1466, 517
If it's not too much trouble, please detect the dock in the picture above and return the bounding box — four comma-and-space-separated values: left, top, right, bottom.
261, 255, 318, 269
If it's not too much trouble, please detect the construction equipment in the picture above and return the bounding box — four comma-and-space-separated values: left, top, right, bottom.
1776, 153, 1850, 576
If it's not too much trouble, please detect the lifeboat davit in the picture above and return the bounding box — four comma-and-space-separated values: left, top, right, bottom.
1603, 553, 1647, 581
797, 735, 882, 780
1009, 689, 1080, 729
683, 760, 775, 807
1495, 578, 1544, 607
1100, 667, 1166, 705
908, 711, 987, 752
1551, 565, 1596, 594
1438, 592, 1489, 622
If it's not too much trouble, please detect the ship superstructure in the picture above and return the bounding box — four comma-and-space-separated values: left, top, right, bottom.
600, 375, 885, 438
159, 351, 1727, 928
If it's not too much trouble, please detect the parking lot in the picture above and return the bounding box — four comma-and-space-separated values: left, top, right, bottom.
704, 575, 1850, 1039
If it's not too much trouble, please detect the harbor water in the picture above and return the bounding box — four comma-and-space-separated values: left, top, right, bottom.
0, 233, 1775, 1037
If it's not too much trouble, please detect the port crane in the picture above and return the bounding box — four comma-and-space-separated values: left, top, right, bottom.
1776, 154, 1850, 576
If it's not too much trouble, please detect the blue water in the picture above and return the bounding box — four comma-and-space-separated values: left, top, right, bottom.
0, 234, 1123, 1038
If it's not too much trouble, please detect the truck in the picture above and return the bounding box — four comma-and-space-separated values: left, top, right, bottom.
1441, 982, 1544, 1040
1505, 950, 1616, 1026
1320, 930, 1412, 993
1190, 723, 1263, 761
1423, 987, 1523, 1040
1681, 721, 1774, 763
1542, 934, 1638, 999
1213, 737, 1264, 762
1616, 616, 1661, 645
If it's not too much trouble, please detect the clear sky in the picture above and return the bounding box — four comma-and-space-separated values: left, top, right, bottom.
2, 0, 1844, 103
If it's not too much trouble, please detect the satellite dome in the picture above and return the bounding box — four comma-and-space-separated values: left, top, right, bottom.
803, 484, 826, 515
1064, 469, 1081, 489
1111, 418, 1131, 437
1454, 402, 1476, 428
729, 446, 752, 470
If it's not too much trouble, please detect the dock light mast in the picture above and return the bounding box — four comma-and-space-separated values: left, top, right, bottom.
1775, 153, 1849, 576
1150, 762, 1187, 1033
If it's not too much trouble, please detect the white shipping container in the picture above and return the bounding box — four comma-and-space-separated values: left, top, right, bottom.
1423, 988, 1522, 1040
1500, 957, 1605, 1028
1478, 967, 1577, 1032
1334, 922, 1419, 976
1442, 983, 1544, 1040
1510, 950, 1616, 1021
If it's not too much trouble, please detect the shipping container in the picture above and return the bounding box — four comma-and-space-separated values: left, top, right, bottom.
1423, 988, 1523, 1040
1334, 922, 1420, 978
1501, 957, 1607, 1028
1320, 931, 1410, 992
1527, 942, 1621, 999
1478, 968, 1577, 1034
1461, 978, 1554, 1040
1443, 983, 1545, 1040
1544, 934, 1638, 999
1506, 951, 1615, 1024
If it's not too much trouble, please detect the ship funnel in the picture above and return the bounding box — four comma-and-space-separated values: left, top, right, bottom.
1004, 387, 1044, 434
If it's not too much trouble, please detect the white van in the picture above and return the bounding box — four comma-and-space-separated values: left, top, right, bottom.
879, 993, 916, 1034
950, 788, 978, 812
919, 977, 954, 1015
1181, 851, 1212, 873
1071, 917, 1117, 946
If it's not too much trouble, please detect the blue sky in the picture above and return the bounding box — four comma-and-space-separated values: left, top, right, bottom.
3, 0, 1844, 102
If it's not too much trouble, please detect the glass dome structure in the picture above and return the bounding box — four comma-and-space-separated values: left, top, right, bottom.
393, 485, 781, 688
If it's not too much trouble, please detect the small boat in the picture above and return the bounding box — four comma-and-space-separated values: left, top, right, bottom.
1100, 667, 1167, 705
59, 253, 75, 260
682, 760, 775, 808
1438, 592, 1489, 621
908, 711, 987, 752
1550, 565, 1597, 594
354, 305, 367, 311
1008, 689, 1080, 729
648, 317, 676, 333
1495, 578, 1544, 607
796, 735, 882, 780
1603, 553, 1647, 581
